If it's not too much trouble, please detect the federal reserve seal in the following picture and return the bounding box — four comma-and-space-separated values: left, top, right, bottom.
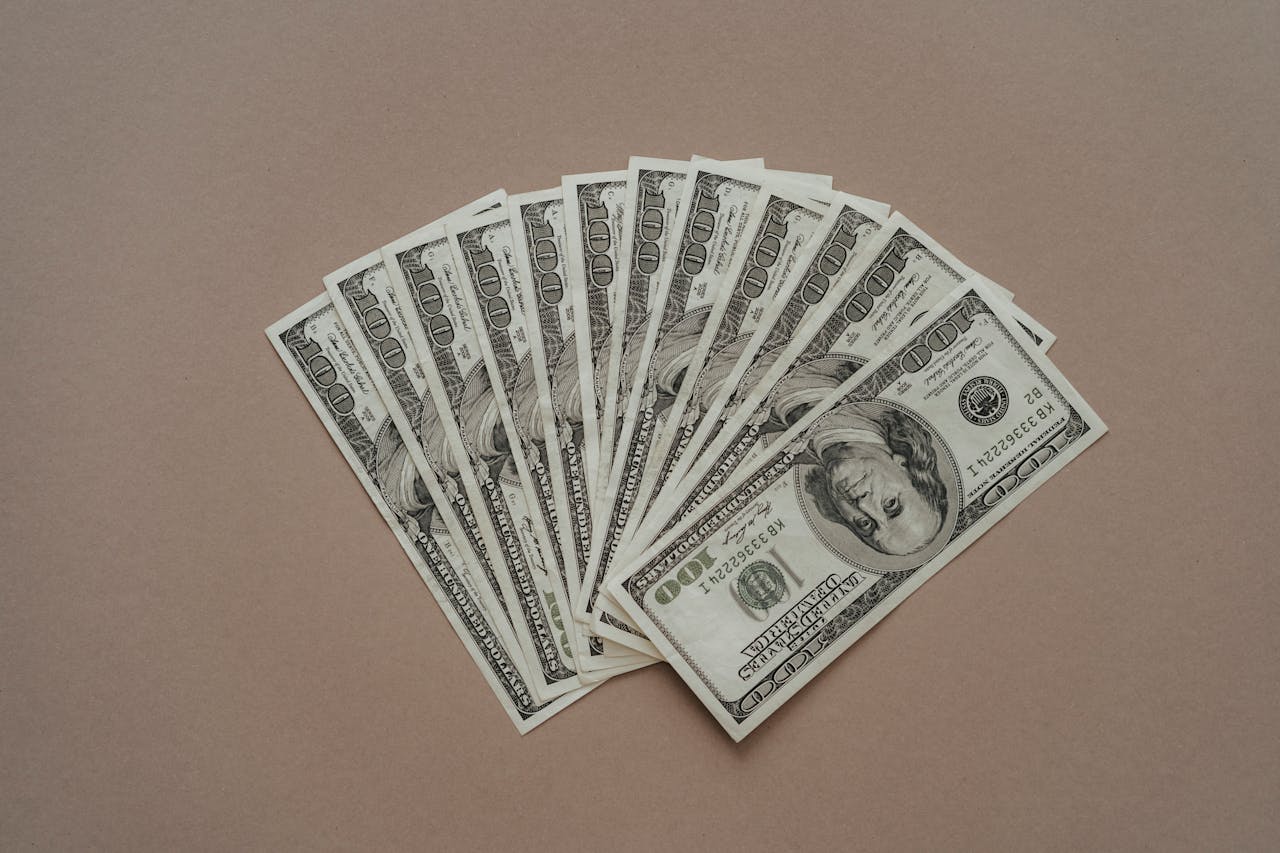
735, 561, 788, 611
958, 376, 1009, 426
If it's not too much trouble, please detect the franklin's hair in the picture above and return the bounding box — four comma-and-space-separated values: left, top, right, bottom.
376, 430, 434, 526
653, 316, 708, 398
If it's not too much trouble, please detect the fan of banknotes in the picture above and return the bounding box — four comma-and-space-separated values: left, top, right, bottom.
268, 156, 1105, 741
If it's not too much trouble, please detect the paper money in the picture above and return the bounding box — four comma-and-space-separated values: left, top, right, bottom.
588, 156, 763, 515
446, 206, 656, 673
576, 157, 695, 646
626, 188, 894, 558
608, 281, 1105, 739
268, 294, 592, 732
626, 195, 893, 549
561, 170, 627, 514
506, 187, 656, 672
368, 222, 585, 700
631, 212, 1054, 554
589, 160, 835, 643
322, 190, 512, 621
267, 155, 1097, 738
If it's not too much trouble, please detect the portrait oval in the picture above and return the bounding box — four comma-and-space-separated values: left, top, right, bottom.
511, 355, 546, 445
373, 417, 449, 539
793, 399, 960, 573
652, 307, 712, 403
458, 362, 522, 489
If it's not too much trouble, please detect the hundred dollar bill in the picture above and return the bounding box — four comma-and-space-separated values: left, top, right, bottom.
577, 157, 819, 649
589, 160, 836, 642
590, 157, 769, 509
560, 161, 798, 504
446, 206, 639, 673
608, 281, 1105, 740
561, 170, 627, 514
507, 187, 656, 671
322, 191, 514, 619
689, 154, 832, 192
371, 222, 585, 700
622, 187, 893, 557
576, 157, 696, 647
593, 158, 754, 513
628, 195, 893, 550
325, 250, 584, 700
630, 213, 1054, 555
267, 294, 591, 732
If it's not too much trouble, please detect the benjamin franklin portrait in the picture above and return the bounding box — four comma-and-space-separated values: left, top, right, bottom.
800, 401, 949, 557
374, 423, 444, 538
651, 312, 710, 415
512, 342, 584, 452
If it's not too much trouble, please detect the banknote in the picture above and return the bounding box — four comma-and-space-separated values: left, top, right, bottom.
630, 212, 1055, 555
590, 157, 767, 510
321, 192, 521, 629
446, 206, 654, 671
622, 188, 893, 558
373, 212, 645, 676
580, 158, 837, 650
608, 281, 1105, 740
506, 187, 656, 671
588, 160, 838, 642
627, 195, 893, 550
561, 170, 627, 516
326, 250, 585, 699
688, 154, 832, 192
505, 189, 594, 606
576, 157, 696, 645
369, 222, 585, 700
267, 294, 592, 732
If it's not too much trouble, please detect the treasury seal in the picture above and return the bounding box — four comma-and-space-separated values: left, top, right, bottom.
958, 376, 1009, 426
736, 561, 788, 611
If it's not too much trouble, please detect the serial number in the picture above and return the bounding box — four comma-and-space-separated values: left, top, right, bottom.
967, 387, 1057, 476
699, 520, 787, 595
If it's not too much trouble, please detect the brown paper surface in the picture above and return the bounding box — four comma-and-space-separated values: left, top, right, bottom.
2, 2, 1276, 849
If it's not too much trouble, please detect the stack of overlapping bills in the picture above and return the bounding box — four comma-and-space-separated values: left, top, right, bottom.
267, 156, 1105, 739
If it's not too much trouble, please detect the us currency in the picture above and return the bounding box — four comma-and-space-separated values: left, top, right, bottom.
630, 212, 1054, 555
589, 160, 835, 642
576, 156, 695, 648
578, 156, 771, 650
628, 195, 892, 551
578, 157, 814, 649
593, 158, 744, 509
325, 249, 582, 699
372, 221, 585, 700
446, 206, 636, 674
506, 187, 656, 672
622, 187, 892, 556
267, 294, 591, 733
590, 157, 764, 510
323, 192, 512, 618
561, 170, 627, 515
689, 154, 833, 192
608, 281, 1106, 740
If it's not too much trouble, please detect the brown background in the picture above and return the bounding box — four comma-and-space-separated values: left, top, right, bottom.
3, 1, 1277, 849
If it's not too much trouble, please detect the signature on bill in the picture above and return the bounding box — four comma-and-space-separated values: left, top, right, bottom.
722, 500, 773, 546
